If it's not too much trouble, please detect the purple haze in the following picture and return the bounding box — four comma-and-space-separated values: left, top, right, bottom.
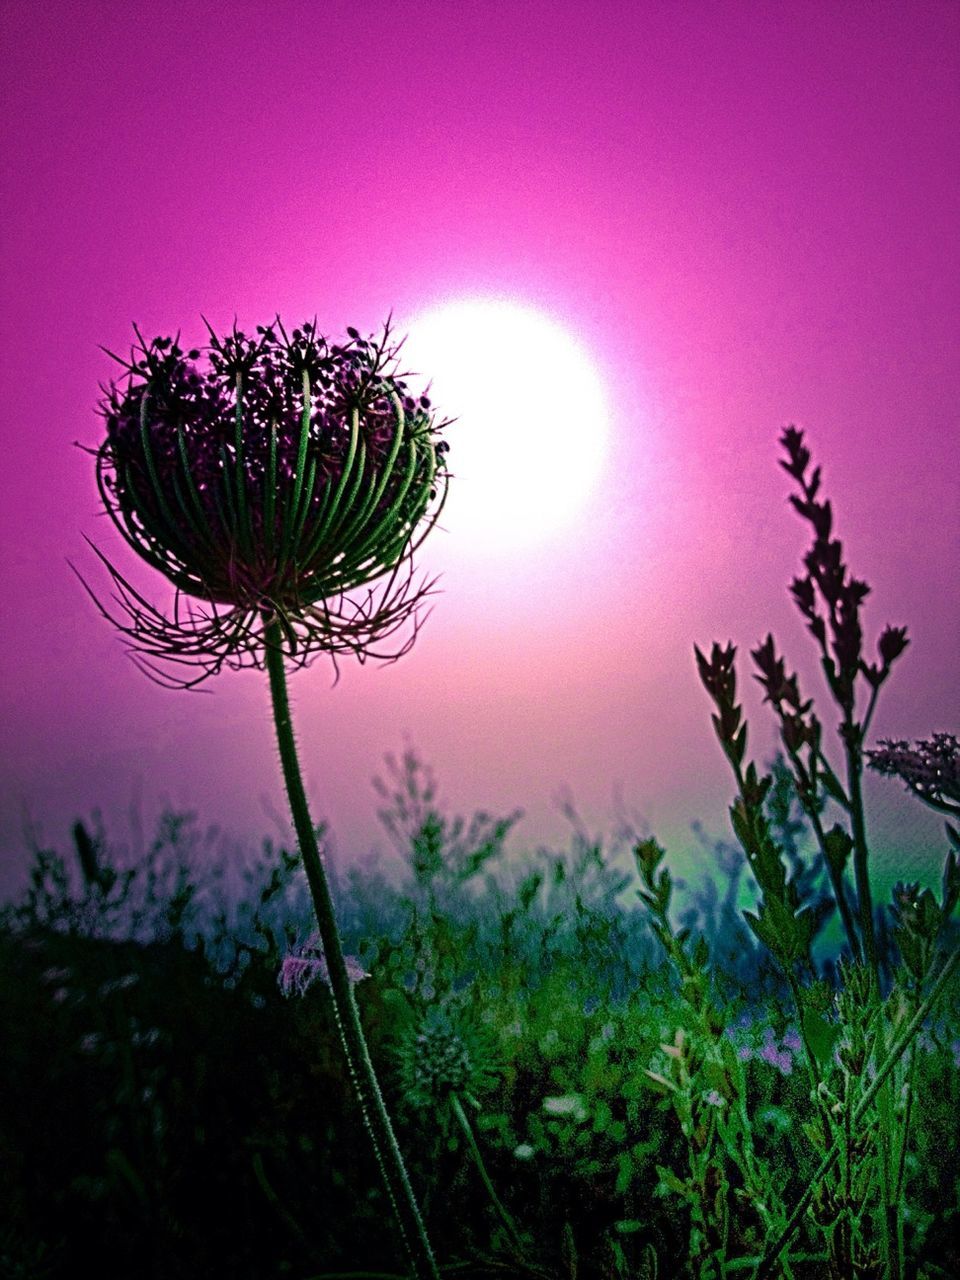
1, 1, 957, 900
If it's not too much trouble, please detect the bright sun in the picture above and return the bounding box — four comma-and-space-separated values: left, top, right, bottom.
402, 298, 609, 554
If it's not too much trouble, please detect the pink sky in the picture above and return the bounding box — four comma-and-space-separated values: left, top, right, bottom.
1, 0, 957, 901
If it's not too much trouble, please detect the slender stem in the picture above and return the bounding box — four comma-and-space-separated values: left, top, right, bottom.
450, 1093, 525, 1255
264, 618, 439, 1280
844, 731, 878, 990
892, 1041, 916, 1278
785, 972, 832, 1152
753, 946, 960, 1280
839, 1075, 852, 1276
785, 745, 861, 962
842, 724, 896, 1271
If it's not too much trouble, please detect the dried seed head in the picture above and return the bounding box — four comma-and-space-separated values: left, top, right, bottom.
867, 734, 960, 813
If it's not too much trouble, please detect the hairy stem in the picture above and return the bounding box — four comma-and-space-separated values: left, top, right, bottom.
264, 617, 439, 1280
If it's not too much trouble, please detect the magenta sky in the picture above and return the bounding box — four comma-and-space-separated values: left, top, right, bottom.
1, 1, 957, 901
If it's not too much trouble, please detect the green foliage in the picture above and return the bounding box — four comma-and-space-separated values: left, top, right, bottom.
693, 426, 960, 1280
15, 427, 960, 1278
2, 770, 957, 1279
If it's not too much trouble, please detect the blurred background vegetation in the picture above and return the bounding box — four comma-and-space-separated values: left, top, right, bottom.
2, 750, 957, 1279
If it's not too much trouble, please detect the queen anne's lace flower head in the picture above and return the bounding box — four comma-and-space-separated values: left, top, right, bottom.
79, 317, 450, 687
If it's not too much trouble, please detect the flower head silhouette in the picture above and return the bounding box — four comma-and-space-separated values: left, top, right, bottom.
80, 316, 450, 687
78, 312, 449, 1278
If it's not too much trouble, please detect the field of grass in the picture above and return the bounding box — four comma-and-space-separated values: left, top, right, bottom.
2, 745, 957, 1280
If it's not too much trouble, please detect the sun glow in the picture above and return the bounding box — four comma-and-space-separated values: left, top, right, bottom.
402, 298, 609, 554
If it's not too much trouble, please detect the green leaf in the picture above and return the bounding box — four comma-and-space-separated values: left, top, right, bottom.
656, 1164, 695, 1203
561, 1221, 578, 1280
942, 847, 960, 919
730, 801, 753, 854
802, 1119, 827, 1153
518, 870, 544, 911
823, 823, 853, 877
802, 1008, 841, 1069
820, 765, 849, 809
638, 1244, 659, 1280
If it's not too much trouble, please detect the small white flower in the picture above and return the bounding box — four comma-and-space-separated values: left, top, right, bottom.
543, 1094, 587, 1122
513, 1142, 535, 1160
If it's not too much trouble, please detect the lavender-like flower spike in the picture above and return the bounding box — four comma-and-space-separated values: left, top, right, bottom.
78, 317, 451, 688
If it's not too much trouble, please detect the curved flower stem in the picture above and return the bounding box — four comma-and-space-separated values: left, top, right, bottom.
264, 617, 439, 1280
450, 1093, 526, 1256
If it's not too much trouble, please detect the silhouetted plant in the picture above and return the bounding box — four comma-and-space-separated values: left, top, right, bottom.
693, 426, 959, 1279
79, 316, 450, 1279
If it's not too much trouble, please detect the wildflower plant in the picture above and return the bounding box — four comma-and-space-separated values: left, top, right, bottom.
80, 315, 450, 1279
4, 770, 959, 1274
691, 426, 959, 1279
391, 1000, 530, 1259
635, 837, 791, 1278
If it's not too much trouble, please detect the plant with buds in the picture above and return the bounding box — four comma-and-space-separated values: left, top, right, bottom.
696, 427, 959, 1280
394, 1002, 500, 1114
80, 315, 449, 1280
393, 1001, 528, 1260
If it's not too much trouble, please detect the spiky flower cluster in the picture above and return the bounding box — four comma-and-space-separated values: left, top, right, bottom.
866, 733, 960, 816
393, 1004, 500, 1111
81, 317, 450, 686
780, 425, 909, 719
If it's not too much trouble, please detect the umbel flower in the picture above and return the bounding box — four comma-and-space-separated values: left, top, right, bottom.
80, 313, 450, 1279
867, 733, 960, 817
80, 317, 450, 687
394, 1002, 501, 1113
